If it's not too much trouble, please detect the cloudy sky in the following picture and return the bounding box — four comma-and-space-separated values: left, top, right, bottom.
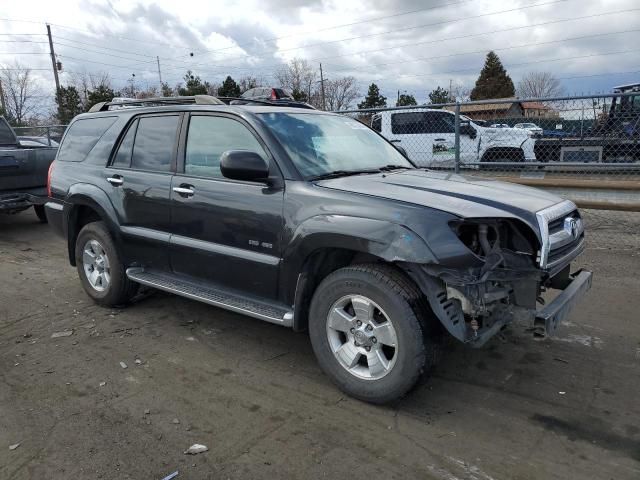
1, 0, 638, 108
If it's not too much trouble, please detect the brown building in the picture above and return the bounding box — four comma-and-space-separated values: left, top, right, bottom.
445, 100, 559, 121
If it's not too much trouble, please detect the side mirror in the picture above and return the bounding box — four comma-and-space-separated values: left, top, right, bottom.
395, 145, 408, 157
460, 121, 477, 139
220, 150, 269, 182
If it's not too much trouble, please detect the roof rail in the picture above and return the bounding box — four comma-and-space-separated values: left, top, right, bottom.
217, 97, 316, 109
88, 95, 225, 113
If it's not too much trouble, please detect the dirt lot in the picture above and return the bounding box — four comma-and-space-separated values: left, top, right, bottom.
1, 209, 639, 480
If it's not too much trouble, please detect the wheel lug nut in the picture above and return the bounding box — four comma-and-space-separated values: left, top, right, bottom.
366, 324, 373, 331
350, 328, 355, 333
356, 320, 362, 326
365, 346, 371, 352
372, 337, 377, 343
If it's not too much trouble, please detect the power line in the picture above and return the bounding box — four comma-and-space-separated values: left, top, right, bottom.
54, 41, 157, 62
323, 29, 640, 74
52, 35, 156, 58
150, 0, 571, 68
147, 6, 635, 77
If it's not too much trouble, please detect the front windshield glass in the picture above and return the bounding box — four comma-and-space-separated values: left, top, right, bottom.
258, 112, 413, 178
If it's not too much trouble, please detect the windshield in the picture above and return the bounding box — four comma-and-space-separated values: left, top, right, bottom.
258, 112, 413, 178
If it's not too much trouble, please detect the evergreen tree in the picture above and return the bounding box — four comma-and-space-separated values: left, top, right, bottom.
396, 93, 417, 107
178, 71, 208, 96
470, 51, 515, 100
291, 88, 308, 102
428, 86, 450, 105
358, 83, 387, 109
86, 85, 117, 111
160, 82, 174, 97
217, 76, 241, 97
55, 86, 83, 124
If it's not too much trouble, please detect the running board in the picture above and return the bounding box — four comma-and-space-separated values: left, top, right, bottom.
126, 268, 293, 327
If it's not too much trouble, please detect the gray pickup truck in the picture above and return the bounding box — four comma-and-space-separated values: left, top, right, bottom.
0, 116, 58, 221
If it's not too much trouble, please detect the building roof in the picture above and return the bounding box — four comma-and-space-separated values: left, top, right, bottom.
521, 101, 551, 110
445, 102, 517, 113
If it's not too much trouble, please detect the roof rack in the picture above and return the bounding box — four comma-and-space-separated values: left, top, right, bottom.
217, 97, 316, 109
88, 95, 225, 113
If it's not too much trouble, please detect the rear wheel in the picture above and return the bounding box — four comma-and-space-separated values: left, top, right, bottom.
309, 264, 434, 404
75, 221, 138, 306
33, 204, 47, 223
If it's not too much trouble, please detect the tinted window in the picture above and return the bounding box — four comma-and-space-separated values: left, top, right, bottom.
185, 116, 267, 179
57, 117, 117, 162
371, 116, 382, 132
391, 111, 456, 135
0, 118, 16, 145
241, 88, 255, 99
112, 120, 137, 168
131, 115, 179, 172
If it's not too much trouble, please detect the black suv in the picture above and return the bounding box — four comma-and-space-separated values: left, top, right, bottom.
45, 96, 592, 403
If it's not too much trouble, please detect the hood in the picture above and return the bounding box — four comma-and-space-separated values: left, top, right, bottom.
316, 170, 564, 220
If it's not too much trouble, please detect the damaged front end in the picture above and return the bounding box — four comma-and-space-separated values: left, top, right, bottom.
405, 217, 591, 347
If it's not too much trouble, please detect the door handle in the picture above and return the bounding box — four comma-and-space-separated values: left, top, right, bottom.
173, 186, 195, 197
434, 138, 446, 142
107, 175, 124, 186
389, 139, 401, 143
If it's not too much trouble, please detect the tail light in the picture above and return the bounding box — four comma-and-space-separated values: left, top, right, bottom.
270, 89, 277, 100
46, 161, 55, 197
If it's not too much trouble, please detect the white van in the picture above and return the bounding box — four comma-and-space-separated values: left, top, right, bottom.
371, 108, 536, 167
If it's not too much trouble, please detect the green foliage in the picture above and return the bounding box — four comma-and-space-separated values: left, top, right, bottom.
291, 88, 308, 102
428, 86, 450, 105
217, 76, 241, 97
470, 51, 515, 100
178, 71, 209, 96
86, 85, 117, 111
160, 82, 173, 97
358, 83, 387, 109
396, 93, 417, 107
56, 85, 83, 124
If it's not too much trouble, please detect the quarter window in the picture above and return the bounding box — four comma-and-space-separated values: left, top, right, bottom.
130, 115, 179, 172
57, 117, 117, 162
112, 119, 137, 168
185, 116, 267, 179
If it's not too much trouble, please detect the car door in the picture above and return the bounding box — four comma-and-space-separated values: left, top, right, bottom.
105, 113, 181, 270
169, 113, 284, 299
384, 110, 438, 167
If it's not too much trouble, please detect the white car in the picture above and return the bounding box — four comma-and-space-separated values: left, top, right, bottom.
371, 108, 536, 167
514, 122, 543, 136
490, 123, 510, 128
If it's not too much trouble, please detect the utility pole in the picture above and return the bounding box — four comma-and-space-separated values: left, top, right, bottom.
319, 63, 326, 110
449, 79, 453, 102
156, 56, 163, 93
46, 24, 60, 93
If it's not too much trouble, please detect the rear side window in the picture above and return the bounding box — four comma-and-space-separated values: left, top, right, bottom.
131, 115, 179, 172
391, 111, 455, 135
0, 118, 17, 145
112, 119, 138, 168
57, 117, 117, 162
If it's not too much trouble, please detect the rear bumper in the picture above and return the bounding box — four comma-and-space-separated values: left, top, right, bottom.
534, 269, 593, 336
0, 188, 47, 212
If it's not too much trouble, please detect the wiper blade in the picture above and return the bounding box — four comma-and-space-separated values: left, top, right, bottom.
378, 164, 411, 172
309, 169, 380, 181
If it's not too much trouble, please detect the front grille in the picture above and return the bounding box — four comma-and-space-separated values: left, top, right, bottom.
536, 200, 584, 269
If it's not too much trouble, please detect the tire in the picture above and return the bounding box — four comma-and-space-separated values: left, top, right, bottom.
33, 204, 47, 223
74, 221, 138, 307
308, 264, 435, 404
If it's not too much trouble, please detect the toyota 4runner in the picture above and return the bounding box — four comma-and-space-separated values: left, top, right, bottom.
45, 96, 592, 403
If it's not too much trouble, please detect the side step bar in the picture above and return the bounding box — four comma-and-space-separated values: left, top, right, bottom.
126, 268, 294, 327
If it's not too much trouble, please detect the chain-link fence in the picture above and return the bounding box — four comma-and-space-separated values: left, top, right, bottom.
338, 92, 640, 251
12, 125, 67, 147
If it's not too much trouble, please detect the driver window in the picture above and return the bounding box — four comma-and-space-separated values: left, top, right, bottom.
185, 116, 267, 179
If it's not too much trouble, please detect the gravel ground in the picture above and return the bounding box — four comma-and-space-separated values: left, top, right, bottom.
1, 209, 639, 480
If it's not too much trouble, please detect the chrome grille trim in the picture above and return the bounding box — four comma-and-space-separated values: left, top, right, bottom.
536, 199, 579, 268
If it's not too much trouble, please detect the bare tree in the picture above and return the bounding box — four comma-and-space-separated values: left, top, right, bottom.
69, 71, 114, 108
449, 83, 471, 102
274, 58, 317, 98
0, 62, 40, 125
323, 76, 359, 111
237, 75, 265, 93
517, 71, 564, 99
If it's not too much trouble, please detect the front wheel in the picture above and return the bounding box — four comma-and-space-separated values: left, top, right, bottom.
309, 264, 434, 404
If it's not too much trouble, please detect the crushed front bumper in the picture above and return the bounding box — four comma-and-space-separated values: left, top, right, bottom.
534, 269, 592, 336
